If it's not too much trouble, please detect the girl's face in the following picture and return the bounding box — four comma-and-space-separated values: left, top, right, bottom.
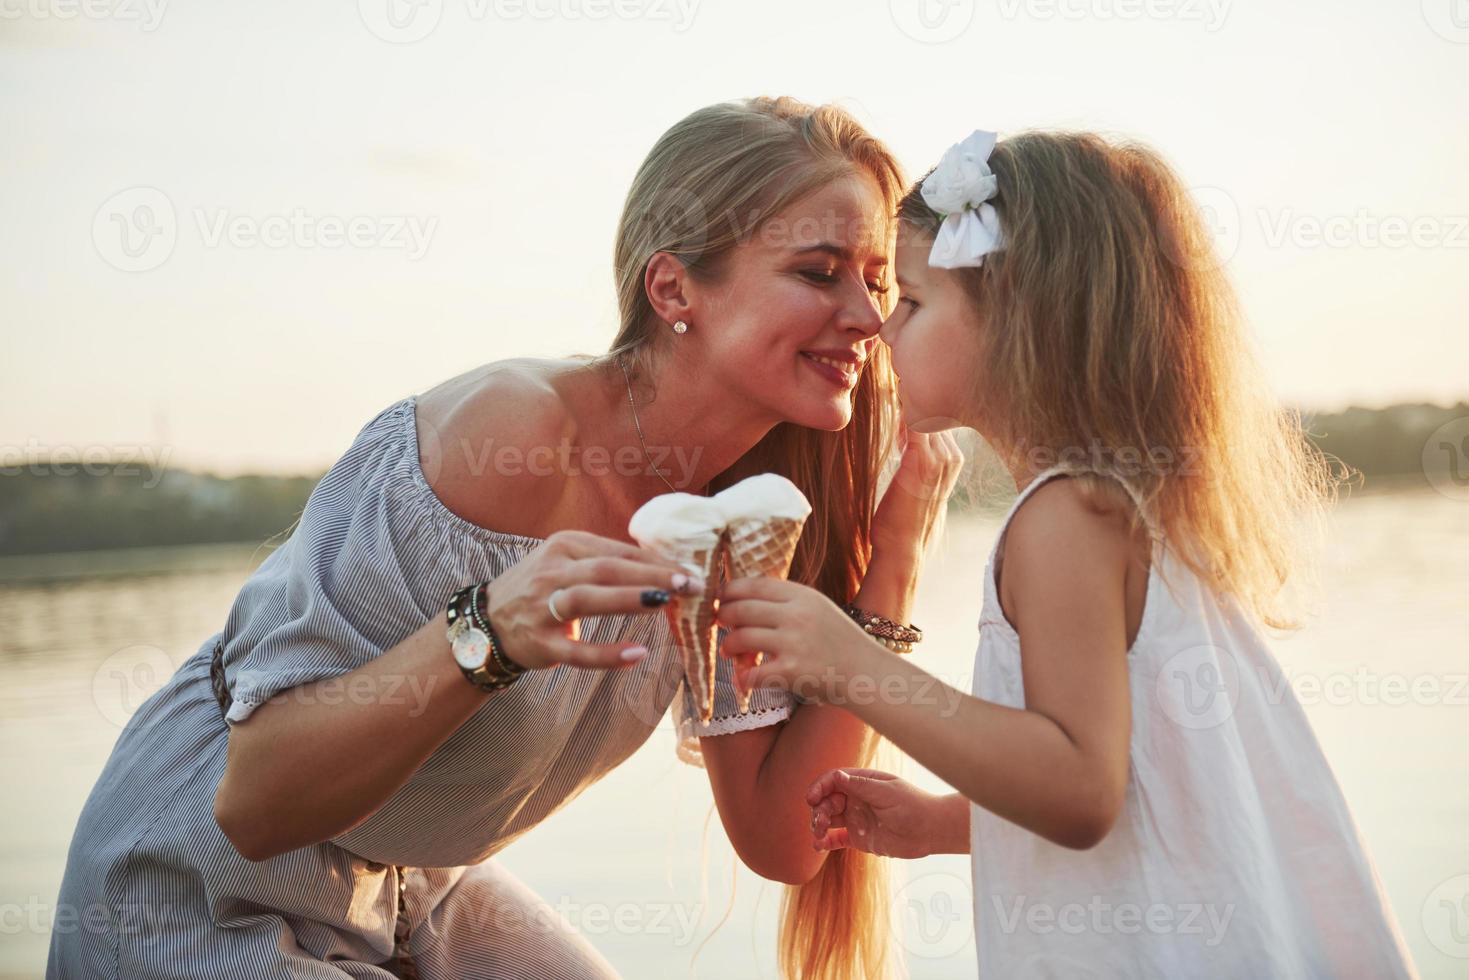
682, 175, 890, 432
880, 233, 987, 432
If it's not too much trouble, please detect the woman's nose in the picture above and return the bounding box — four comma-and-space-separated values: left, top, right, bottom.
837, 279, 884, 337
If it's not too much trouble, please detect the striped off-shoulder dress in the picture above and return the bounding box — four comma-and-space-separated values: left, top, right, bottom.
47, 394, 794, 979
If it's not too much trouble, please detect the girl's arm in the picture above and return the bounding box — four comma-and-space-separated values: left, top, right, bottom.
701, 429, 964, 884
730, 478, 1139, 851
699, 547, 919, 884
845, 479, 1136, 848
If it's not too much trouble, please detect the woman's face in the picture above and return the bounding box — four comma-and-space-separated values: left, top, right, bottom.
879, 232, 987, 433
682, 174, 890, 432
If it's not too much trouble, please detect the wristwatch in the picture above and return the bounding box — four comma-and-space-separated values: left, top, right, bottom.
446, 583, 526, 692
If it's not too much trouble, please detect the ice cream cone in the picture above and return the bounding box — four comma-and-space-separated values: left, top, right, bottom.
664, 530, 729, 724
724, 514, 807, 711
627, 473, 811, 724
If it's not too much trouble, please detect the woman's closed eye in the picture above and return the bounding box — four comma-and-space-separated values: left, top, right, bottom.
801, 268, 890, 296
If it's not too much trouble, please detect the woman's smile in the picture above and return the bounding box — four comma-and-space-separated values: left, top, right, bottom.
799, 347, 865, 389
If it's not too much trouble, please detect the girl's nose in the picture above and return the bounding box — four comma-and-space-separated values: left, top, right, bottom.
878, 309, 900, 343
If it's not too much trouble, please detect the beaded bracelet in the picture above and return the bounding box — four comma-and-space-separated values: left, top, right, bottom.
842, 603, 922, 653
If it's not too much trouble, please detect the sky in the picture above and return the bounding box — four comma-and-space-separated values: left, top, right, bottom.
2, 0, 1466, 474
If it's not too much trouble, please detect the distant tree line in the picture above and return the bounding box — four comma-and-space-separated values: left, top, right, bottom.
3, 401, 1464, 556
0, 467, 318, 557
1304, 402, 1468, 481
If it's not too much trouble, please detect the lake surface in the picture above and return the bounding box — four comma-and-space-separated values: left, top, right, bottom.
2, 489, 1465, 979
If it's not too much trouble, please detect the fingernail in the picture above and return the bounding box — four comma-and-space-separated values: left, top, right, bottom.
620, 646, 649, 662
672, 573, 704, 594
640, 589, 671, 607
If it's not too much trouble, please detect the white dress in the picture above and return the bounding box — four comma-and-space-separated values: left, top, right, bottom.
967, 465, 1417, 979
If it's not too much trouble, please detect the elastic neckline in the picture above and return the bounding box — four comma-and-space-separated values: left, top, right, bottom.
400, 394, 547, 550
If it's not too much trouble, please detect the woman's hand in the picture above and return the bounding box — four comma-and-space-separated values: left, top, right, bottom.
806, 768, 956, 858
485, 529, 698, 671
717, 577, 880, 703
870, 427, 965, 564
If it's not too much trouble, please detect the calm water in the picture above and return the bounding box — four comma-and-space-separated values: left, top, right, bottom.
2, 490, 1466, 979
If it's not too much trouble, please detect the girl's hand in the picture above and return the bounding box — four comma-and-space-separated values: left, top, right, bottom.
805, 768, 945, 858
870, 427, 965, 564
716, 577, 875, 703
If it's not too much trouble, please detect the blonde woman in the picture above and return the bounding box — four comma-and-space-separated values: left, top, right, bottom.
48, 97, 959, 979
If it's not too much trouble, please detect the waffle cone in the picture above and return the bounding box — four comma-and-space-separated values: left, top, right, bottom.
723, 515, 807, 711
664, 531, 729, 724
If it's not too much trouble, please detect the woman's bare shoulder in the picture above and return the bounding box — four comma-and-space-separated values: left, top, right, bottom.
414, 358, 580, 537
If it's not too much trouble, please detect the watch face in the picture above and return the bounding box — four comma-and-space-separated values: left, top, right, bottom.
451, 625, 491, 670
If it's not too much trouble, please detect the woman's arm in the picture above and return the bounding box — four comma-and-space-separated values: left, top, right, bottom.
216, 530, 692, 862
214, 608, 490, 862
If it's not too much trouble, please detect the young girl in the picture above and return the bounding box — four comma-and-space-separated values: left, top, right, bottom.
716, 129, 1418, 977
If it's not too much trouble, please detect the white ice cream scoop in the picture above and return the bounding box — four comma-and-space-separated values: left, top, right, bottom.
712, 473, 812, 525
627, 492, 725, 556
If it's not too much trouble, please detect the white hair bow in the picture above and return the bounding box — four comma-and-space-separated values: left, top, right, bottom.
920, 129, 1004, 269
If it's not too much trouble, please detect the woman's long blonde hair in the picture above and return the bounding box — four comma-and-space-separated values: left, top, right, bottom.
900, 131, 1337, 629
603, 96, 904, 979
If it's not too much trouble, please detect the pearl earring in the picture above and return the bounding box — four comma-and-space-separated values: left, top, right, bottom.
672, 320, 688, 335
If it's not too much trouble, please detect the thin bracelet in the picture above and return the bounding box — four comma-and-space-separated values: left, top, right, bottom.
468, 583, 527, 678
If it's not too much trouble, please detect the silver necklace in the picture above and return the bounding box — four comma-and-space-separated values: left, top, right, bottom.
617, 355, 705, 497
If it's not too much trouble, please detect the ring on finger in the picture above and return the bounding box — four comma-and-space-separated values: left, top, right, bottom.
547, 588, 570, 624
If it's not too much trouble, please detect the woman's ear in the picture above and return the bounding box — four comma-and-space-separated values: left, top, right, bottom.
644, 251, 694, 327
